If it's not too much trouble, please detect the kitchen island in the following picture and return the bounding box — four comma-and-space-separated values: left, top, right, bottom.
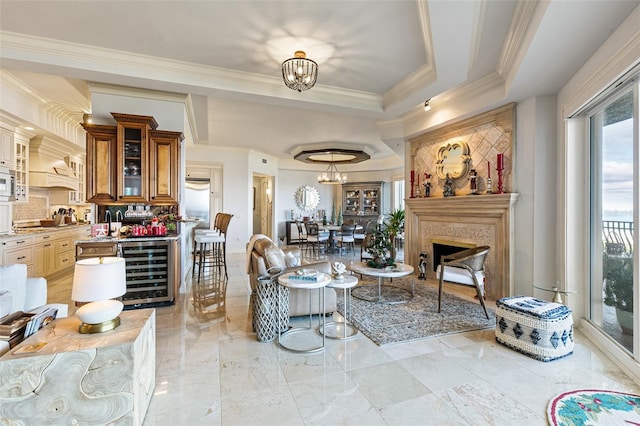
76, 234, 181, 309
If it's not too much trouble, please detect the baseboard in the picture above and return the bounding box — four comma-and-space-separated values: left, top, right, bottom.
579, 318, 640, 387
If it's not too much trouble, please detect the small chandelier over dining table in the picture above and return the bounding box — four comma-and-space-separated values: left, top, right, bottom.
282, 50, 318, 92
318, 156, 347, 185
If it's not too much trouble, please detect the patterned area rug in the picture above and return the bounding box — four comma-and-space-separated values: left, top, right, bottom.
336, 276, 495, 346
547, 389, 640, 425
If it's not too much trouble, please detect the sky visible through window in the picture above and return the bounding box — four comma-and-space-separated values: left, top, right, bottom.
602, 117, 633, 222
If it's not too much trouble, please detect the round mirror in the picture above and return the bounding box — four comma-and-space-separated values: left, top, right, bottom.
295, 185, 320, 212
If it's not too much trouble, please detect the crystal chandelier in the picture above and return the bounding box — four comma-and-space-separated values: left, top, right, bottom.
318, 157, 347, 185
282, 51, 318, 92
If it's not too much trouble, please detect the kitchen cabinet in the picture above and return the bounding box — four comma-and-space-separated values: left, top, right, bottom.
84, 124, 118, 203
67, 154, 86, 204
0, 202, 11, 235
13, 134, 29, 202
342, 181, 384, 225
0, 127, 14, 169
149, 130, 183, 204
1, 226, 90, 278
83, 113, 182, 205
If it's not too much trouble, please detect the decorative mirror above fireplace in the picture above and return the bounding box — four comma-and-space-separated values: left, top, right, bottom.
435, 141, 471, 180
295, 185, 320, 212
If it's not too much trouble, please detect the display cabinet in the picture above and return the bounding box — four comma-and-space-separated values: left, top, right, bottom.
83, 113, 182, 205
342, 181, 384, 224
13, 134, 28, 202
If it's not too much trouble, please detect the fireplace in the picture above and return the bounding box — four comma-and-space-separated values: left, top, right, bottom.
405, 194, 518, 300
431, 239, 475, 271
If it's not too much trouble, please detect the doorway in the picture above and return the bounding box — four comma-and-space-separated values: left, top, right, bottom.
252, 174, 273, 239
185, 164, 222, 229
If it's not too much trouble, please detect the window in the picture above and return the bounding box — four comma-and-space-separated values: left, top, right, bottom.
393, 177, 405, 211
588, 83, 638, 357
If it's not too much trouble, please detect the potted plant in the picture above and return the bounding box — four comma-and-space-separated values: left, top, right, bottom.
384, 208, 405, 246
603, 254, 634, 335
365, 226, 396, 268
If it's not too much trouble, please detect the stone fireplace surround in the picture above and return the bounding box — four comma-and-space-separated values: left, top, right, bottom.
405, 193, 518, 301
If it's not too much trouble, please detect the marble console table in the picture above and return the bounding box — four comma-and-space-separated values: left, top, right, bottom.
0, 309, 156, 425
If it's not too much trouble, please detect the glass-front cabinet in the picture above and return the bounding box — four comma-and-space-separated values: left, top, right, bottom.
115, 113, 156, 204
83, 113, 181, 205
342, 181, 383, 224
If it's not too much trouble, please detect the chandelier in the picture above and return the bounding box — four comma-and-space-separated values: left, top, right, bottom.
318, 157, 347, 185
282, 51, 318, 92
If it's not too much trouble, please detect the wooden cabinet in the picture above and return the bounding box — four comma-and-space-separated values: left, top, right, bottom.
84, 124, 118, 203
83, 113, 182, 205
342, 181, 384, 224
149, 130, 183, 204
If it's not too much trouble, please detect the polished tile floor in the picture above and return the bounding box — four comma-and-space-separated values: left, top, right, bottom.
47, 248, 640, 426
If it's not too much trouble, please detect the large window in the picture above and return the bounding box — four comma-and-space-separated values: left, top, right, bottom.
589, 84, 638, 357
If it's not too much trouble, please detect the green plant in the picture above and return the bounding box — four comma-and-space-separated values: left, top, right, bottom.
365, 227, 395, 268
603, 255, 634, 313
384, 208, 405, 241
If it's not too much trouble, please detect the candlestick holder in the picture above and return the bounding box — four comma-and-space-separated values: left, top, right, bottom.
496, 167, 504, 194
410, 177, 415, 198
486, 177, 492, 194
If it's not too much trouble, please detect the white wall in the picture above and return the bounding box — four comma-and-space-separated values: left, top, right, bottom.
513, 96, 558, 297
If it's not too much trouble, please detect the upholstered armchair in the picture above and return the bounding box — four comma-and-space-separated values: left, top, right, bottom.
247, 235, 337, 316
0, 264, 69, 355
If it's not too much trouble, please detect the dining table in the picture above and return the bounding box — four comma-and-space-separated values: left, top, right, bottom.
319, 224, 362, 253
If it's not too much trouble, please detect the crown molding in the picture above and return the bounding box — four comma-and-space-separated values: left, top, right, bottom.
1, 31, 385, 115
496, 1, 547, 81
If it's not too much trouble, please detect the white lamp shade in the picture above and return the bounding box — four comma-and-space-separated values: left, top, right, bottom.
72, 257, 126, 302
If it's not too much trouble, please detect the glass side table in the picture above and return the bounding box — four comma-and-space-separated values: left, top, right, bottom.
277, 272, 331, 353
319, 275, 358, 340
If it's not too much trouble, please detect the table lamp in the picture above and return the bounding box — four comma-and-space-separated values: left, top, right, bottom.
72, 257, 127, 334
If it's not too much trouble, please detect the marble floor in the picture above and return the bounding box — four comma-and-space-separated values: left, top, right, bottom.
46, 248, 640, 426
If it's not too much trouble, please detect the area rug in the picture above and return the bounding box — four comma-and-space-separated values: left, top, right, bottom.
547, 389, 640, 426
336, 276, 495, 346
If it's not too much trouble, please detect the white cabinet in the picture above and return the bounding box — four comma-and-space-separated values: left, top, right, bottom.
0, 202, 11, 234
13, 133, 29, 201
0, 128, 14, 169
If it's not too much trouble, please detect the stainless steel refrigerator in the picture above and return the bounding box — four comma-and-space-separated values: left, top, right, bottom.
184, 178, 211, 229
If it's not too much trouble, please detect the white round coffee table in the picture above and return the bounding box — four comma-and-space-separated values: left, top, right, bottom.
277, 271, 332, 353
318, 275, 358, 339
349, 262, 415, 304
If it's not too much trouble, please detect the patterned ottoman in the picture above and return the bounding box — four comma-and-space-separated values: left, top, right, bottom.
495, 296, 574, 362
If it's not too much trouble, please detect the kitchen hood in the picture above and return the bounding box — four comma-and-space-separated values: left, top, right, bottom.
29, 136, 80, 190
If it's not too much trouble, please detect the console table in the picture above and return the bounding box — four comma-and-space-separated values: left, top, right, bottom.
0, 309, 156, 425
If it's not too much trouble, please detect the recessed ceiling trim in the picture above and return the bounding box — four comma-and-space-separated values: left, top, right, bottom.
294, 148, 370, 164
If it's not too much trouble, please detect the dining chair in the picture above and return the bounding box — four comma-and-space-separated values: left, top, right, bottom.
437, 245, 490, 319
295, 221, 307, 250
336, 223, 356, 256
354, 220, 372, 245
304, 222, 328, 255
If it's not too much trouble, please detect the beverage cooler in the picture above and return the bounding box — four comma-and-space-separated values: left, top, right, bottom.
118, 239, 179, 309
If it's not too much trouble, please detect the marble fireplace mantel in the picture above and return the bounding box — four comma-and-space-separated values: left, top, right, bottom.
405, 193, 519, 300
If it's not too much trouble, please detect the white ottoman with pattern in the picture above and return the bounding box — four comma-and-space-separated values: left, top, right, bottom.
495, 296, 574, 362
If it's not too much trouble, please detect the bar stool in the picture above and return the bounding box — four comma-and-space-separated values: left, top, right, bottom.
192, 213, 233, 281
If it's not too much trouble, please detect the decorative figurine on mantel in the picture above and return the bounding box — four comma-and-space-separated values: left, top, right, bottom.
443, 173, 455, 197
469, 169, 478, 195
423, 173, 431, 198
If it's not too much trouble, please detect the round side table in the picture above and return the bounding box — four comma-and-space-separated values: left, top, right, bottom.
277, 272, 331, 353
319, 275, 358, 340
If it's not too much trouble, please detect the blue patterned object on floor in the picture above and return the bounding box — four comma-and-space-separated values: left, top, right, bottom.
495, 296, 574, 362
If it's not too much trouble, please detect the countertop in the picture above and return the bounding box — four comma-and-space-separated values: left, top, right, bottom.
0, 224, 91, 240
76, 234, 182, 243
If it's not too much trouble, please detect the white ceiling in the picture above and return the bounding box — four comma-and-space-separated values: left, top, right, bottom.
0, 0, 638, 169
